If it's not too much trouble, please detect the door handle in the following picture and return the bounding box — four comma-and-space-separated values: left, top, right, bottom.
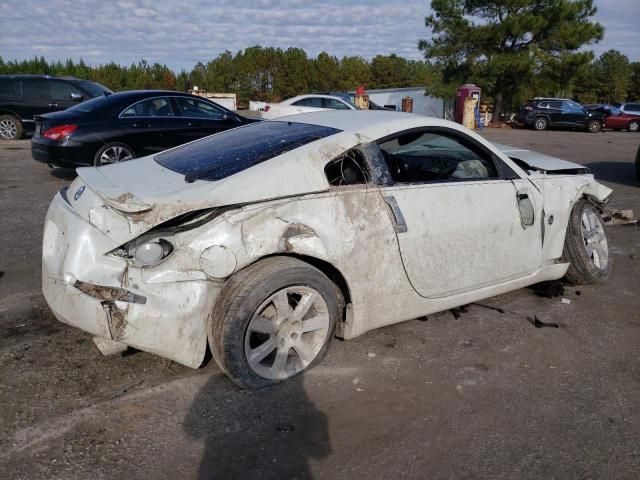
48, 103, 58, 107
133, 122, 150, 128
383, 195, 408, 233
187, 122, 202, 127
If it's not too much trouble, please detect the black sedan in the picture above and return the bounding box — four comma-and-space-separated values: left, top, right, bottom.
31, 90, 258, 167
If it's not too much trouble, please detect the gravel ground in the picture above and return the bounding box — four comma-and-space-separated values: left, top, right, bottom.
0, 127, 638, 480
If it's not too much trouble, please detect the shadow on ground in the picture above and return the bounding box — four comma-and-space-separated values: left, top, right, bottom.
50, 168, 77, 180
583, 161, 639, 188
184, 375, 330, 480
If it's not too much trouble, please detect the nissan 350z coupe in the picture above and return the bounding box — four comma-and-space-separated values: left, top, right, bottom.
42, 111, 612, 389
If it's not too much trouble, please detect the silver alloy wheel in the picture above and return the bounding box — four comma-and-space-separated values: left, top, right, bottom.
99, 145, 133, 165
534, 118, 547, 130
0, 119, 18, 139
629, 121, 639, 132
589, 120, 600, 133
580, 207, 608, 269
244, 286, 330, 380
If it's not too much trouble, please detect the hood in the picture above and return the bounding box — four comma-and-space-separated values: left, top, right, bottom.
494, 144, 588, 173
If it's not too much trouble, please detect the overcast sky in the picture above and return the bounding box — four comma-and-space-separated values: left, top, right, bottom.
1, 0, 638, 71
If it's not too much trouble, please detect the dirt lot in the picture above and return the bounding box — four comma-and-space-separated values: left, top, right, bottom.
1, 128, 639, 480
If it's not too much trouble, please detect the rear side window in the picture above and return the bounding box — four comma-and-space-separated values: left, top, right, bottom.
548, 101, 562, 110
156, 121, 341, 182
121, 97, 174, 117
293, 97, 323, 107
174, 97, 225, 119
324, 98, 351, 110
325, 148, 370, 186
22, 79, 48, 100
537, 101, 549, 109
49, 80, 83, 101
0, 78, 15, 98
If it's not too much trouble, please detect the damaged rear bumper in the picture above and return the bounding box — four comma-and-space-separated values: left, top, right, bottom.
42, 191, 217, 368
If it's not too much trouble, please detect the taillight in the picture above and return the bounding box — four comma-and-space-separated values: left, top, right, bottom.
43, 124, 77, 140
526, 106, 533, 111
263, 105, 270, 112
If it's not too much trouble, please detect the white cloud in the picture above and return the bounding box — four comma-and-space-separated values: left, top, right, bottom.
0, 0, 637, 71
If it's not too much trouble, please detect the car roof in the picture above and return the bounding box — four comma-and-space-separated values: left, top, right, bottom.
0, 74, 76, 79
533, 97, 573, 101
286, 94, 352, 102
278, 110, 454, 138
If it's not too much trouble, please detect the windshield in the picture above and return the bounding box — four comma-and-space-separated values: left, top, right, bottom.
155, 121, 341, 182
76, 80, 111, 97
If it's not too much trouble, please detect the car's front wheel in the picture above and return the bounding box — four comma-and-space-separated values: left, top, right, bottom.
562, 199, 611, 284
94, 142, 136, 166
627, 120, 639, 132
533, 117, 548, 131
0, 114, 22, 140
587, 119, 601, 133
210, 257, 339, 389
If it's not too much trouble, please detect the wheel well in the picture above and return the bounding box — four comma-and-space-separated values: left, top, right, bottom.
264, 253, 351, 313
203, 253, 353, 367
0, 109, 21, 120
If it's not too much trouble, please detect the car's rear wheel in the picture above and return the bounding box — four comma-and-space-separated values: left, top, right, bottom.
533, 117, 548, 131
562, 199, 611, 284
94, 142, 136, 166
588, 119, 601, 133
627, 120, 639, 132
0, 115, 22, 140
210, 257, 339, 389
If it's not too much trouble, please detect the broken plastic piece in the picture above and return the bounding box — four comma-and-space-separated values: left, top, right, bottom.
75, 281, 146, 304
93, 336, 128, 356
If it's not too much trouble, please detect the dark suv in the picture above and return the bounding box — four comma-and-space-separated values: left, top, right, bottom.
516, 98, 606, 133
0, 75, 111, 140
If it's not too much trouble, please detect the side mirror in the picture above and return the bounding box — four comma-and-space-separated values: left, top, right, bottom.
70, 92, 83, 101
222, 113, 239, 122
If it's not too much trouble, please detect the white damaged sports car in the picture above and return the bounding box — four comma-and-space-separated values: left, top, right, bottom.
42, 111, 612, 388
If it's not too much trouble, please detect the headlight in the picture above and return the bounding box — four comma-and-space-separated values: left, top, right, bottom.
132, 239, 173, 267
134, 242, 165, 265
111, 237, 174, 267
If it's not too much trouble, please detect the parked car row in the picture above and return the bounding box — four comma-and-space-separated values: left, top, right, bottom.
584, 104, 640, 132
516, 97, 640, 133
516, 98, 607, 133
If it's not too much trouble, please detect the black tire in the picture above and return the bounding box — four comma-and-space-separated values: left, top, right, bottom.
533, 116, 548, 131
587, 119, 601, 133
561, 199, 612, 284
627, 120, 639, 132
0, 114, 23, 140
93, 142, 136, 166
210, 257, 339, 389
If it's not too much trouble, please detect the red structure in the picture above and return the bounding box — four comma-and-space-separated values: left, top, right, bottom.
454, 84, 481, 123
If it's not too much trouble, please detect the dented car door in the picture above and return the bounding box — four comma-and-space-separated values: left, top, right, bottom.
376, 128, 543, 299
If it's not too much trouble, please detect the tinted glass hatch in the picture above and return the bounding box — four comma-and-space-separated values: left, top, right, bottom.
155, 121, 341, 182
